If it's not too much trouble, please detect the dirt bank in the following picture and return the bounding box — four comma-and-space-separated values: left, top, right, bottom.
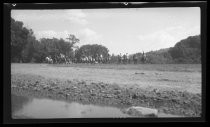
11, 73, 201, 117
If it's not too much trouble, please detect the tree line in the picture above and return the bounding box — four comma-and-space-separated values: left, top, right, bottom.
11, 18, 201, 64
11, 18, 109, 63
131, 35, 201, 64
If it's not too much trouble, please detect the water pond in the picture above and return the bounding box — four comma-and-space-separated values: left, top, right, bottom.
11, 94, 182, 119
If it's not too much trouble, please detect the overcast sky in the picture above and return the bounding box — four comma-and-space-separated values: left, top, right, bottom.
11, 7, 200, 55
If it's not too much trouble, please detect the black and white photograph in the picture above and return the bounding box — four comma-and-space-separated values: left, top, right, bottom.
4, 2, 206, 122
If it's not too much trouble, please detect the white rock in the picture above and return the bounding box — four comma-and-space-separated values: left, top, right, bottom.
125, 106, 158, 117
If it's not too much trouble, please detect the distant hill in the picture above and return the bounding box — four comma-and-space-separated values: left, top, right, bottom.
153, 48, 170, 54
168, 35, 201, 63
134, 35, 201, 64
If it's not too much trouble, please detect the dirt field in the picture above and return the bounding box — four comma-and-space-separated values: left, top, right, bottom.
11, 63, 202, 117
11, 63, 201, 93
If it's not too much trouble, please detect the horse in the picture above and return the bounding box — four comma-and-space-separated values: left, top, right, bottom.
95, 54, 104, 64
122, 53, 129, 64
133, 54, 137, 64
45, 56, 53, 64
81, 56, 88, 63
99, 54, 103, 64
118, 54, 122, 64
56, 53, 67, 64
93, 57, 98, 64
88, 56, 93, 64
106, 54, 111, 64
92, 58, 96, 64
104, 56, 111, 64
61, 54, 67, 64
141, 52, 147, 64
65, 57, 72, 64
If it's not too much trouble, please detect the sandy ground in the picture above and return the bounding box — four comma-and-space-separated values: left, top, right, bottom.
11, 63, 202, 94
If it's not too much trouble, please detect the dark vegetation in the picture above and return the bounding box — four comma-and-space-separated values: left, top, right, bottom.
132, 35, 201, 64
75, 44, 109, 62
11, 18, 201, 64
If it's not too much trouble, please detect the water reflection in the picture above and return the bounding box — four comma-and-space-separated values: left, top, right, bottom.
11, 94, 33, 115
12, 94, 131, 118
12, 94, 182, 119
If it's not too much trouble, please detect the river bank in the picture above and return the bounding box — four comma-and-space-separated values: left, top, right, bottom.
11, 73, 201, 117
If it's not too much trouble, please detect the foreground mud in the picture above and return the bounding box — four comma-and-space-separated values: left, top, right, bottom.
11, 73, 201, 117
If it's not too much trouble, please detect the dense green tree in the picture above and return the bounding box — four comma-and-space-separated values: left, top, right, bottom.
21, 29, 37, 63
32, 41, 47, 63
75, 44, 109, 60
11, 18, 30, 62
132, 35, 200, 64
37, 37, 79, 62
66, 34, 80, 47
146, 51, 173, 64
169, 35, 201, 63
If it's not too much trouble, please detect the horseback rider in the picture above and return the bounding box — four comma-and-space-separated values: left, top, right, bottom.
141, 51, 147, 64
100, 54, 103, 63
123, 53, 127, 64
118, 53, 122, 64
107, 54, 111, 64
133, 54, 137, 64
45, 56, 53, 64
95, 54, 99, 63
126, 53, 129, 64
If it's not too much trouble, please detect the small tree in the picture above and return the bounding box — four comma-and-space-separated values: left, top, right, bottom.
66, 34, 80, 59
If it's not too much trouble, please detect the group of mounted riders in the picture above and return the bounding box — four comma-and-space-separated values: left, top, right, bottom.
45, 53, 71, 64
117, 52, 147, 64
45, 52, 147, 64
45, 53, 110, 64
75, 54, 111, 64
